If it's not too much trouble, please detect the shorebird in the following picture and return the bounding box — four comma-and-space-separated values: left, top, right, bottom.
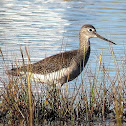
8, 24, 116, 86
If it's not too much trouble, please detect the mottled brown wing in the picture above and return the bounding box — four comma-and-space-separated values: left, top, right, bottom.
8, 50, 78, 76
30, 50, 78, 74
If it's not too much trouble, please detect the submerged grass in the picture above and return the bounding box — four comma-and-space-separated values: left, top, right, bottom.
0, 47, 126, 126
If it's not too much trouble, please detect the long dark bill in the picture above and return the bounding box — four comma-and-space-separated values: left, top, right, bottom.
95, 33, 116, 45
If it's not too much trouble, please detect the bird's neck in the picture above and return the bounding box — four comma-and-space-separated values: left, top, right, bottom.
79, 34, 90, 53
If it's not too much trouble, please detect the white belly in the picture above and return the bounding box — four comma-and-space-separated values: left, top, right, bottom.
21, 63, 83, 85
28, 68, 70, 85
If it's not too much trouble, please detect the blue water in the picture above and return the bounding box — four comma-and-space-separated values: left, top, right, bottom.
0, 0, 126, 92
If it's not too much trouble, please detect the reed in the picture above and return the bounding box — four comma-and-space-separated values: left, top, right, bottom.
0, 47, 125, 125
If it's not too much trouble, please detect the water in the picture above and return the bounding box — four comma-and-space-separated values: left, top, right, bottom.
0, 0, 126, 90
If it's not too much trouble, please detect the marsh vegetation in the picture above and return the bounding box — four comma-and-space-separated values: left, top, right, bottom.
0, 47, 125, 126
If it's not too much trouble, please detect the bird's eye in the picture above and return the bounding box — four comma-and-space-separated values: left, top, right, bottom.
88, 28, 93, 32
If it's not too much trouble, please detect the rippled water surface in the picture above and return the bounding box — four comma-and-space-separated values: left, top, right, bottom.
0, 0, 126, 89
